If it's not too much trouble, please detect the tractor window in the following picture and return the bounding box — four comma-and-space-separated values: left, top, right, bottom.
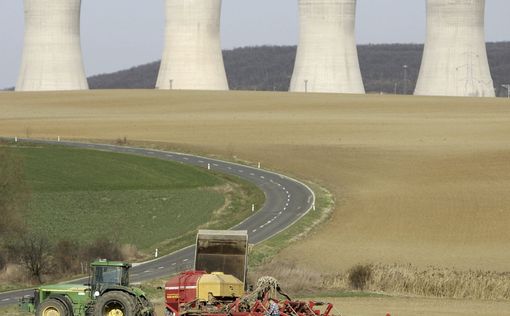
93, 266, 129, 287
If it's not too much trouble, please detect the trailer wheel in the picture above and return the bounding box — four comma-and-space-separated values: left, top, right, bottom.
94, 291, 137, 316
36, 298, 69, 316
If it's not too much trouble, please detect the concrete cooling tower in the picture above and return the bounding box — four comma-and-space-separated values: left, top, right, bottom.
156, 0, 228, 90
290, 0, 365, 94
16, 0, 88, 91
415, 0, 494, 97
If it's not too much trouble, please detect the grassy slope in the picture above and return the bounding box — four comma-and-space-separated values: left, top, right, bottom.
1, 90, 509, 273
5, 143, 261, 251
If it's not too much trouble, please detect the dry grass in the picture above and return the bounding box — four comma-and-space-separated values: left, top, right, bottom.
1, 89, 510, 306
253, 261, 510, 300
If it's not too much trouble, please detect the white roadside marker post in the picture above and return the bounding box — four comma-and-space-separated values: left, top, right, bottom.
57, 136, 60, 142
252, 204, 255, 212
258, 162, 261, 169
14, 136, 18, 142
313, 203, 316, 211
155, 248, 159, 258
207, 163, 211, 170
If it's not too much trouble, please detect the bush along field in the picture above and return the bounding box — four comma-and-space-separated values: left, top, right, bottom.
0, 141, 264, 286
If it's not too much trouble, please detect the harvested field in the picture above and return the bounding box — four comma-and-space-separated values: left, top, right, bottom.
1, 90, 510, 300
327, 296, 510, 316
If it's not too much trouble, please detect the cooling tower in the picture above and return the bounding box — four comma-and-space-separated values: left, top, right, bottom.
156, 0, 228, 90
290, 0, 364, 94
415, 0, 494, 97
16, 0, 88, 91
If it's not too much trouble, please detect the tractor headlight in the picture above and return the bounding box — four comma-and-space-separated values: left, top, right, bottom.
94, 291, 100, 298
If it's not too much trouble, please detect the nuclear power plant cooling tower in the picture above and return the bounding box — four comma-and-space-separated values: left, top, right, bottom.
156, 0, 228, 91
415, 0, 494, 97
290, 0, 364, 94
16, 0, 88, 91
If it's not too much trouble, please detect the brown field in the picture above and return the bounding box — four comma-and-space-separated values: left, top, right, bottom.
149, 296, 510, 316
325, 296, 509, 316
1, 90, 510, 312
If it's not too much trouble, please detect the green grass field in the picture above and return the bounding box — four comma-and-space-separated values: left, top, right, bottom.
7, 143, 263, 251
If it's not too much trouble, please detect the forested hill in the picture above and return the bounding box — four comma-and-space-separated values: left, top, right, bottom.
88, 42, 510, 97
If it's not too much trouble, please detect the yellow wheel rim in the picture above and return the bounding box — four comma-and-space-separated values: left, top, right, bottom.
42, 307, 60, 316
106, 308, 124, 316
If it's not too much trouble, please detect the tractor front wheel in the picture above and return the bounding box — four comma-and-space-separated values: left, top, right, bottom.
36, 299, 69, 316
94, 291, 137, 316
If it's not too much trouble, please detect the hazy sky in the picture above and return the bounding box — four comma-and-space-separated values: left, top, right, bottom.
0, 0, 508, 88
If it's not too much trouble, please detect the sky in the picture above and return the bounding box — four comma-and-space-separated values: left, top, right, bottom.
0, 0, 509, 88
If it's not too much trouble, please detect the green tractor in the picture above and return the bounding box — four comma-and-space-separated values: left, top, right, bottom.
20, 260, 154, 316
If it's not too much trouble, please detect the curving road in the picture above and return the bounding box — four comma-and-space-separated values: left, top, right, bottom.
0, 139, 315, 307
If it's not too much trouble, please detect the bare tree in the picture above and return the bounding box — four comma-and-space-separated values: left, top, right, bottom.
9, 234, 53, 284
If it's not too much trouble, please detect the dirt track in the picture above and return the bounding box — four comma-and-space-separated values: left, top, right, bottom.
1, 90, 510, 312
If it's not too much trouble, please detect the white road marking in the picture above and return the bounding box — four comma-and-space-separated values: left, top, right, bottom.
183, 259, 189, 262
277, 183, 281, 186
1, 299, 10, 302
286, 203, 289, 207
171, 263, 177, 266
279, 211, 283, 215
227, 167, 232, 170
287, 198, 290, 202
238, 170, 244, 173
260, 176, 265, 179
282, 187, 286, 190
213, 163, 219, 167
250, 173, 255, 176
144, 270, 151, 273
252, 229, 257, 233
260, 225, 264, 228
158, 266, 165, 269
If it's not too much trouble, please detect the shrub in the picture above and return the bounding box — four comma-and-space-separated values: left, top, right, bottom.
115, 137, 128, 145
348, 264, 372, 291
54, 240, 82, 275
83, 238, 124, 262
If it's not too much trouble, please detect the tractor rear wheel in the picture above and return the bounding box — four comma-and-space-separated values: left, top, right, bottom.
36, 299, 69, 316
94, 291, 137, 316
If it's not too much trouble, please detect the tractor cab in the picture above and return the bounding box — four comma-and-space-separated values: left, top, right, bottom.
90, 260, 131, 295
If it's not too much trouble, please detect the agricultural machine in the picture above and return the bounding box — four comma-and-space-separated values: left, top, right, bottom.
20, 260, 154, 316
163, 230, 336, 316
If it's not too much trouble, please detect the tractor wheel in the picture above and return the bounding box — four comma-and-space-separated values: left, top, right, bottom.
36, 299, 69, 316
94, 291, 137, 316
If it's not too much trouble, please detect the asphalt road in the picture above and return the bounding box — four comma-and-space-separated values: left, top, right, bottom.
0, 139, 315, 307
